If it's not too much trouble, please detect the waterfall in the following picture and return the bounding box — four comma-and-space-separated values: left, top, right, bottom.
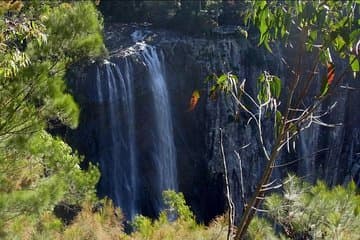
70, 25, 360, 224
94, 61, 138, 220
141, 46, 178, 210
89, 42, 177, 218
298, 125, 319, 182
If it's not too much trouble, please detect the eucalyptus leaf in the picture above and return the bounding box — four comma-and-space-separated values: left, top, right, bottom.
271, 76, 281, 98
350, 55, 359, 72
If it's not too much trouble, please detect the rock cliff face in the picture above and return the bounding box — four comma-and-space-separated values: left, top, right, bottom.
67, 24, 360, 222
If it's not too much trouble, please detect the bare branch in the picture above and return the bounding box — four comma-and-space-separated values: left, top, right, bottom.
234, 150, 246, 210
260, 184, 283, 192
220, 128, 235, 240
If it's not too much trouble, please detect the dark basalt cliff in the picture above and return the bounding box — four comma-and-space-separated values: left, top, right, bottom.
67, 24, 360, 223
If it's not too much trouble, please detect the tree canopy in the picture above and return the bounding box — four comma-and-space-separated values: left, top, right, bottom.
1, 0, 359, 239
203, 1, 360, 239
0, 1, 108, 238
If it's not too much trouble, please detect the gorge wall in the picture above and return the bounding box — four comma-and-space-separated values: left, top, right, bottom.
67, 24, 360, 223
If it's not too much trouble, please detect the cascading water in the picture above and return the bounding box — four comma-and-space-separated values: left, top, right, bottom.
94, 60, 138, 220
141, 45, 178, 211
86, 34, 177, 218
68, 24, 360, 224
298, 125, 319, 182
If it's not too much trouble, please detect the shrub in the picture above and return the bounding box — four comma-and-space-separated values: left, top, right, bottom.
247, 175, 360, 239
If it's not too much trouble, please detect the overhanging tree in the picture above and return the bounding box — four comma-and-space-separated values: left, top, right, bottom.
206, 1, 359, 239
0, 1, 106, 238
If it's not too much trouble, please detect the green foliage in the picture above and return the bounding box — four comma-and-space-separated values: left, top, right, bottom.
133, 190, 196, 234
261, 176, 360, 239
162, 190, 195, 224
256, 72, 281, 104
133, 215, 155, 239
210, 3, 360, 238
25, 131, 100, 204
0, 1, 105, 239
246, 1, 359, 61
32, 1, 106, 63
247, 216, 279, 240
206, 73, 239, 100
131, 191, 228, 240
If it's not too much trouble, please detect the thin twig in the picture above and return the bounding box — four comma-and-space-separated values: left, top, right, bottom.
234, 150, 246, 211
220, 128, 235, 240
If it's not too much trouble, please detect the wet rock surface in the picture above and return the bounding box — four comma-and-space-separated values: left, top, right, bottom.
67, 23, 360, 223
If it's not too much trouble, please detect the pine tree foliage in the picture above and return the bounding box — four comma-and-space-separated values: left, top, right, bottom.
248, 176, 360, 239
247, 216, 278, 240
0, 1, 105, 238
